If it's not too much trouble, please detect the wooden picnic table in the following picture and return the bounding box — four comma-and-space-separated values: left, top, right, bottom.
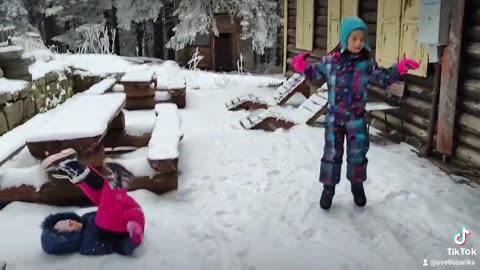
26, 93, 126, 161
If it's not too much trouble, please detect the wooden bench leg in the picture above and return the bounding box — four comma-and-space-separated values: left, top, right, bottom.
367, 112, 372, 134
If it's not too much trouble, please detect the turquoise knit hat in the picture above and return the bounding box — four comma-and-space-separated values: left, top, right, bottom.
340, 16, 371, 53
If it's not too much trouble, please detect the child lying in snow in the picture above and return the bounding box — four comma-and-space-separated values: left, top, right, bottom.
40, 149, 145, 256
292, 16, 420, 210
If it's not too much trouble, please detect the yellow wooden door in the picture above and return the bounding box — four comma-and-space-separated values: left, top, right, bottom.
296, 0, 314, 50
302, 0, 315, 50
376, 0, 402, 68
328, 0, 359, 52
341, 0, 359, 20
296, 0, 305, 49
327, 0, 341, 52
399, 0, 428, 77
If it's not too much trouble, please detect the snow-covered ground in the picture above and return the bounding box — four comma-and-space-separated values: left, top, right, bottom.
1, 62, 480, 270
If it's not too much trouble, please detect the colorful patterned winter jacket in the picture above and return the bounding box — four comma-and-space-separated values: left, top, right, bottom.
305, 51, 402, 117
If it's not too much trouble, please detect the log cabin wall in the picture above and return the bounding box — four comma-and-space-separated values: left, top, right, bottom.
450, 0, 480, 170
364, 0, 436, 150
286, 0, 329, 75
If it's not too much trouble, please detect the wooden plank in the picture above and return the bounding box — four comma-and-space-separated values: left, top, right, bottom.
296, 0, 305, 49
327, 0, 341, 51
436, 0, 466, 156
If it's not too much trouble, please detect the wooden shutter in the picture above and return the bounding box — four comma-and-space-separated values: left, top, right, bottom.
327, 0, 341, 51
296, 0, 305, 49
399, 0, 428, 77
341, 0, 359, 19
302, 0, 315, 50
327, 0, 359, 52
376, 0, 402, 68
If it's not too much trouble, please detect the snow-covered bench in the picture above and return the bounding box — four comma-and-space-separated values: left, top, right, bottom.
26, 93, 126, 165
225, 73, 308, 111
156, 74, 187, 108
147, 103, 183, 174
240, 91, 329, 131
121, 70, 157, 110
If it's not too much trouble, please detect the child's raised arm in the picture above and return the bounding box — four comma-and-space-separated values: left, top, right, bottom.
292, 52, 329, 82
369, 54, 421, 88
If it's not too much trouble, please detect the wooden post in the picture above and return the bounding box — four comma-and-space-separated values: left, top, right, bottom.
283, 0, 289, 75
436, 0, 465, 156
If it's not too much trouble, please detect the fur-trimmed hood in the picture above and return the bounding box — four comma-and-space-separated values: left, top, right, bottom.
41, 212, 84, 255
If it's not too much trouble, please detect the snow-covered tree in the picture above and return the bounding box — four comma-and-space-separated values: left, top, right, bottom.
114, 0, 166, 30
166, 0, 282, 54
0, 0, 29, 34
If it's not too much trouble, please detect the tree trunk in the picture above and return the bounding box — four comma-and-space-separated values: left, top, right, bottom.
136, 23, 144, 56
153, 11, 164, 59
112, 3, 121, 55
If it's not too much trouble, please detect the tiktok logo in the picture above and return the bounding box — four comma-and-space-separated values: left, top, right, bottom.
454, 226, 471, 246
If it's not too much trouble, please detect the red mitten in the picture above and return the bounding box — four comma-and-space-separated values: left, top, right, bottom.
397, 53, 421, 75
292, 52, 311, 73
127, 221, 143, 244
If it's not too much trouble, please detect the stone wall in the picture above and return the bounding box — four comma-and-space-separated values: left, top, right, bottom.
0, 71, 74, 135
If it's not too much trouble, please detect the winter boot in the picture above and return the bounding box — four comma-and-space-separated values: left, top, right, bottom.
41, 148, 91, 185
104, 162, 134, 189
320, 185, 336, 210
351, 182, 367, 207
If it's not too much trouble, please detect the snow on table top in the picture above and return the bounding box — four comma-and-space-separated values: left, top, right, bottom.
168, 75, 186, 89
148, 104, 183, 160
27, 93, 126, 142
81, 78, 116, 95
0, 78, 29, 93
121, 69, 156, 83
0, 113, 47, 165
0, 45, 23, 53
55, 54, 135, 76
124, 109, 156, 136
0, 148, 49, 191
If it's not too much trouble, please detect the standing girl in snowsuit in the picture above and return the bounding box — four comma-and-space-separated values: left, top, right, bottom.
292, 17, 420, 209
40, 148, 145, 255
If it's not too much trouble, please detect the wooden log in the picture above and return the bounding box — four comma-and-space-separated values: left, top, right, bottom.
315, 38, 327, 49
289, 9, 296, 16
288, 2, 295, 9
315, 27, 327, 37
465, 64, 480, 80
0, 172, 177, 206
459, 130, 480, 152
465, 43, 480, 61
79, 144, 105, 168
402, 97, 432, 118
406, 73, 435, 88
368, 24, 377, 34
108, 111, 125, 130
125, 97, 156, 110
288, 18, 295, 26
462, 79, 480, 101
148, 158, 178, 174
288, 37, 296, 45
27, 136, 102, 160
318, 7, 328, 16
460, 100, 480, 118
125, 86, 155, 98
361, 12, 377, 23
370, 111, 428, 142
102, 130, 151, 148
316, 16, 328, 27
454, 144, 480, 170
388, 109, 430, 130
361, 0, 378, 11
458, 112, 480, 136
466, 26, 480, 42
288, 29, 296, 38
406, 82, 433, 102
468, 9, 480, 25
317, 0, 328, 8
369, 34, 376, 48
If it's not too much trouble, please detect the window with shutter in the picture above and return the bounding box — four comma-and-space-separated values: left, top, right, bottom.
327, 0, 359, 52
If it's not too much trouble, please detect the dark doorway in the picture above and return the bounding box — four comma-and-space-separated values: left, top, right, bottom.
215, 33, 234, 72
